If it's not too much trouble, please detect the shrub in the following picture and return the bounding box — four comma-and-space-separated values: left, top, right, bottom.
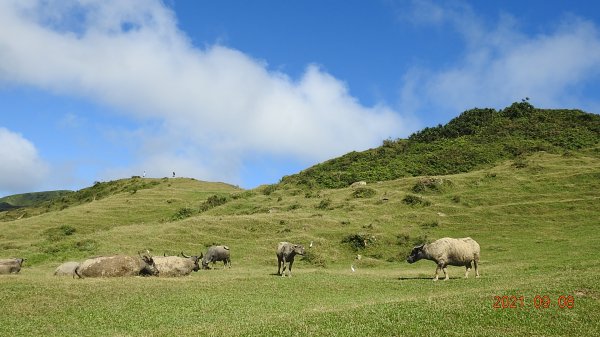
402, 194, 431, 206
342, 233, 377, 251
412, 177, 452, 193
262, 184, 277, 196
420, 220, 439, 229
352, 187, 376, 198
199, 194, 229, 212
315, 198, 332, 210
171, 207, 195, 220
287, 203, 301, 211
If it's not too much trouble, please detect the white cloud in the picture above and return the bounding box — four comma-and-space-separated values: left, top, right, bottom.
400, 1, 600, 115
0, 127, 49, 195
0, 0, 409, 187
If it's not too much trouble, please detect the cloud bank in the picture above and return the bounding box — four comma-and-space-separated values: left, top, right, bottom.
0, 128, 49, 195
399, 0, 600, 116
0, 0, 407, 187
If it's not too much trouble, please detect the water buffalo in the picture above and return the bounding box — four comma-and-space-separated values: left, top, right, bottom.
75, 252, 159, 278
54, 261, 80, 278
0, 258, 26, 274
151, 252, 201, 277
201, 245, 231, 269
276, 242, 305, 277
407, 237, 480, 281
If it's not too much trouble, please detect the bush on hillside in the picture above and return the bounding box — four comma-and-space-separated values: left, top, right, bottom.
43, 225, 76, 241
171, 207, 195, 220
411, 177, 453, 193
402, 194, 431, 207
199, 194, 229, 212
342, 233, 377, 251
352, 187, 376, 198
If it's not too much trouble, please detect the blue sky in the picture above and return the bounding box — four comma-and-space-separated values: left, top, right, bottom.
1, 0, 600, 197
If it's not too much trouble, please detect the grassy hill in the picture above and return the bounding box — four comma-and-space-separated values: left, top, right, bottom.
0, 190, 72, 211
0, 149, 599, 336
0, 103, 598, 335
280, 101, 600, 188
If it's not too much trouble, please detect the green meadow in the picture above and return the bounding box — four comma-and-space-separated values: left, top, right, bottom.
1, 150, 599, 336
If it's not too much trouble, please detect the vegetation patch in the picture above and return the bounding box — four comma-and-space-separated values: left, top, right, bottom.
342, 233, 377, 251
74, 239, 99, 252
411, 177, 452, 193
352, 187, 376, 198
262, 184, 277, 196
280, 101, 600, 189
315, 198, 332, 210
43, 225, 76, 241
302, 250, 327, 267
199, 194, 229, 212
420, 220, 439, 229
402, 194, 431, 206
171, 207, 195, 220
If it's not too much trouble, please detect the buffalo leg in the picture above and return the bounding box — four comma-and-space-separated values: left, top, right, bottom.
288, 260, 294, 277
280, 257, 287, 276
277, 257, 282, 275
433, 265, 441, 281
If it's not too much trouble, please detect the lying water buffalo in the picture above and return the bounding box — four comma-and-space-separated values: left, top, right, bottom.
151, 252, 201, 277
201, 245, 231, 269
276, 242, 305, 277
75, 252, 159, 278
0, 258, 26, 274
54, 261, 80, 278
407, 237, 481, 281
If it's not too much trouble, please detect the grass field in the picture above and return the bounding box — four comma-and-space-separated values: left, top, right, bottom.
1, 151, 599, 336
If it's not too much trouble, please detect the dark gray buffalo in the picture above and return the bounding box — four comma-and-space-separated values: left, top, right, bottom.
151, 252, 201, 277
201, 245, 231, 269
75, 252, 159, 278
0, 258, 26, 274
276, 242, 305, 277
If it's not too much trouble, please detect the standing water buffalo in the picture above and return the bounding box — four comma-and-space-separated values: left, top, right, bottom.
407, 237, 480, 281
151, 252, 201, 277
54, 261, 80, 277
75, 252, 159, 278
0, 258, 26, 274
201, 245, 231, 269
276, 242, 305, 277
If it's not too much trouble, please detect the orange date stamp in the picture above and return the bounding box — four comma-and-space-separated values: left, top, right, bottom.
493, 295, 575, 309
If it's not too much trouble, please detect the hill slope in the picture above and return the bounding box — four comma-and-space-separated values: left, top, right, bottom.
280, 102, 600, 188
0, 190, 72, 211
0, 103, 599, 336
0, 150, 598, 336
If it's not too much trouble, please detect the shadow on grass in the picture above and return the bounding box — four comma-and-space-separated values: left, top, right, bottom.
397, 276, 434, 280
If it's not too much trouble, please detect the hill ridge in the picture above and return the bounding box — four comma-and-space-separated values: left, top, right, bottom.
280, 101, 600, 188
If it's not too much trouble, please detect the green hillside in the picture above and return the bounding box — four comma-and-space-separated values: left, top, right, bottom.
280, 101, 600, 188
0, 177, 238, 221
0, 190, 72, 211
0, 103, 599, 336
